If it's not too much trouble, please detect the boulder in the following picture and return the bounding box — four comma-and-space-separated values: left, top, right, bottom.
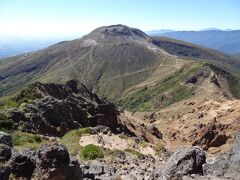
0, 144, 12, 162
203, 134, 240, 179
0, 131, 13, 147
0, 166, 11, 180
162, 146, 206, 180
35, 143, 82, 180
9, 150, 35, 179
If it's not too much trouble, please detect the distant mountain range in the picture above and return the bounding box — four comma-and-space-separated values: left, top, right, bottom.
146, 29, 240, 55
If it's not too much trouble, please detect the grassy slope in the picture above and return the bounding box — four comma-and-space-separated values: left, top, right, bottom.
118, 60, 240, 112
118, 63, 203, 111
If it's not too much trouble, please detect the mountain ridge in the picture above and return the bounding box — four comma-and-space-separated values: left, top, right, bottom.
148, 29, 240, 55
0, 24, 239, 106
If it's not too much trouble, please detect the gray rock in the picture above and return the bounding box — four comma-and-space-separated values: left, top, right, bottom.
0, 144, 11, 162
162, 146, 206, 180
203, 134, 240, 179
81, 162, 117, 179
0, 131, 13, 147
10, 80, 120, 137
35, 143, 83, 180
0, 166, 11, 180
120, 174, 137, 180
9, 150, 35, 180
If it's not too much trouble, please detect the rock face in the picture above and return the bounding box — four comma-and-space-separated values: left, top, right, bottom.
161, 146, 206, 180
192, 120, 229, 150
0, 131, 13, 147
9, 151, 36, 179
203, 134, 240, 179
0, 144, 11, 162
0, 131, 83, 180
7, 79, 119, 136
35, 143, 82, 180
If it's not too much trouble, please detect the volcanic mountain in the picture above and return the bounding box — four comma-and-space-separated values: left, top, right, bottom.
0, 25, 240, 106
0, 25, 171, 98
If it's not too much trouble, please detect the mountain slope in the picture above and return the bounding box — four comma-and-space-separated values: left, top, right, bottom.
151, 30, 240, 55
0, 25, 180, 98
118, 62, 240, 111
0, 25, 239, 106
152, 36, 240, 74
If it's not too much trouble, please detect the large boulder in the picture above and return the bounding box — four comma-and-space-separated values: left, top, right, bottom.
0, 144, 11, 162
9, 150, 35, 179
35, 143, 82, 180
0, 166, 11, 180
161, 146, 206, 180
0, 131, 13, 147
203, 134, 240, 179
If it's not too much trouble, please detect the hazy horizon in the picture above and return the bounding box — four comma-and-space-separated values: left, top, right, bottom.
0, 0, 239, 38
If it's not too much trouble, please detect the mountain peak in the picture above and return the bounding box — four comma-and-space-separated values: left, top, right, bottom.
85, 24, 151, 42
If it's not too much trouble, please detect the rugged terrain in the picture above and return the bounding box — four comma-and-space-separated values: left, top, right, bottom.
0, 25, 240, 179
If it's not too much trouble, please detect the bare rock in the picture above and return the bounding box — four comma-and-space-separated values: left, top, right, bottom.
0, 144, 11, 162
120, 174, 137, 180
35, 143, 83, 180
161, 146, 206, 180
192, 120, 228, 150
9, 150, 35, 180
0, 166, 11, 180
0, 131, 13, 147
203, 134, 240, 179
9, 80, 120, 136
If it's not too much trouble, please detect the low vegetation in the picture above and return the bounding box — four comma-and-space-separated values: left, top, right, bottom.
0, 113, 12, 132
124, 148, 144, 158
79, 144, 104, 160
226, 74, 240, 98
118, 63, 201, 111
154, 142, 165, 157
60, 128, 91, 155
12, 131, 47, 151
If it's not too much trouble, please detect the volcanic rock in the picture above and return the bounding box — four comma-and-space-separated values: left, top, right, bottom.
161, 146, 206, 180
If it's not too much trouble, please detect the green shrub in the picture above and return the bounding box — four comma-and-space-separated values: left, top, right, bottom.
79, 144, 104, 160
60, 128, 91, 155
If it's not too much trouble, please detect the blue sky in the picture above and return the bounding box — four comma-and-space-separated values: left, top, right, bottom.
0, 0, 239, 37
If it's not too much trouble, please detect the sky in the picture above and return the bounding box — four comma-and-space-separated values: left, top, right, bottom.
0, 0, 239, 38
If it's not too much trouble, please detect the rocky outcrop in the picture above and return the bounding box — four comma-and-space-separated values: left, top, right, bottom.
9, 150, 35, 179
118, 114, 162, 144
191, 120, 229, 150
0, 131, 83, 180
0, 131, 13, 147
161, 146, 206, 180
34, 143, 82, 180
0, 144, 11, 162
185, 66, 210, 85
7, 79, 119, 136
203, 134, 240, 179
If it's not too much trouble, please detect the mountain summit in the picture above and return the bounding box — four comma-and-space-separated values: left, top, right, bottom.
0, 25, 172, 98
0, 25, 239, 101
